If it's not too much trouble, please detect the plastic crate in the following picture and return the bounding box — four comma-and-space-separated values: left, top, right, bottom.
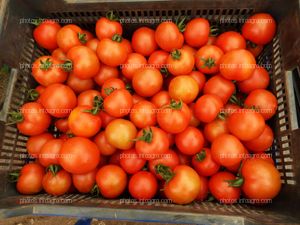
0, 0, 299, 224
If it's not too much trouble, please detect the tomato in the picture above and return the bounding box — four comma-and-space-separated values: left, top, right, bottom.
177, 151, 191, 166
42, 169, 72, 196
209, 172, 241, 204
247, 42, 264, 58
161, 165, 200, 204
121, 53, 147, 80
122, 38, 133, 54
132, 27, 158, 56
189, 103, 201, 127
57, 24, 85, 53
222, 103, 241, 116
203, 75, 235, 104
206, 36, 217, 45
216, 31, 246, 53
109, 151, 122, 165
155, 22, 184, 52
59, 137, 100, 174
238, 66, 270, 94
182, 44, 197, 56
39, 139, 64, 167
184, 18, 210, 47
211, 134, 246, 167
95, 15, 123, 40
120, 149, 146, 174
105, 119, 137, 150
175, 126, 204, 155
254, 153, 274, 165
86, 38, 99, 52
51, 48, 67, 61
32, 56, 67, 87
204, 119, 229, 142
219, 49, 256, 81
94, 64, 119, 86
130, 100, 157, 129
167, 133, 175, 147
68, 106, 102, 137
242, 13, 276, 45
13, 102, 51, 136
227, 109, 265, 141
103, 89, 133, 117
97, 35, 128, 67
167, 49, 195, 76
77, 90, 101, 107
148, 50, 168, 68
196, 176, 209, 201
244, 125, 274, 152
26, 133, 53, 158
132, 67, 163, 97
101, 78, 125, 98
72, 169, 96, 193
157, 100, 191, 134
151, 91, 171, 108
55, 119, 69, 133
16, 163, 45, 194
82, 30, 94, 41
33, 19, 61, 50
244, 89, 277, 120
169, 75, 199, 104
135, 126, 169, 160
94, 131, 116, 156
66, 46, 100, 79
100, 111, 116, 128
96, 165, 127, 198
189, 71, 206, 92
195, 45, 224, 74
129, 171, 158, 200
67, 73, 95, 93
40, 83, 77, 118
239, 158, 281, 200
192, 148, 220, 177
194, 94, 223, 123
148, 150, 179, 180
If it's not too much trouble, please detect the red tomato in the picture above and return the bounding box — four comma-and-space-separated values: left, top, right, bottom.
94, 131, 116, 156
67, 73, 94, 93
148, 50, 169, 68
109, 151, 121, 165
72, 169, 96, 193
86, 38, 99, 52
244, 125, 274, 152
51, 48, 67, 61
211, 134, 246, 167
194, 94, 223, 123
157, 100, 191, 134
216, 31, 246, 53
209, 172, 241, 204
122, 38, 133, 54
42, 169, 72, 196
169, 75, 199, 104
151, 91, 171, 108
33, 19, 61, 50
121, 53, 147, 80
132, 27, 158, 56
99, 111, 116, 128
238, 66, 270, 94
192, 148, 220, 177
82, 30, 94, 41
189, 103, 201, 127
120, 149, 146, 174
155, 22, 184, 52
203, 75, 235, 104
204, 119, 229, 142
130, 100, 157, 129
26, 133, 54, 158
95, 15, 123, 40
59, 137, 100, 174
55, 119, 69, 133
132, 67, 163, 97
40, 83, 77, 118
129, 171, 158, 200
39, 139, 64, 167
227, 109, 265, 141
184, 18, 210, 48
222, 103, 241, 116
196, 176, 209, 201
135, 126, 169, 160
219, 49, 256, 81
167, 49, 195, 76
97, 35, 128, 67
94, 64, 119, 86
103, 89, 133, 118
68, 106, 102, 137
206, 36, 217, 45
32, 56, 67, 86
105, 119, 137, 150
101, 78, 125, 98
181, 44, 197, 56
177, 151, 191, 166
189, 71, 206, 92
77, 90, 101, 108
242, 13, 276, 45
16, 163, 45, 194
56, 24, 84, 53
254, 153, 274, 165
244, 89, 277, 120
195, 45, 224, 74
175, 127, 204, 155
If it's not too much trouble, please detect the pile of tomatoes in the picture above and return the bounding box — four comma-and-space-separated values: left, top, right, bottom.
11, 12, 282, 205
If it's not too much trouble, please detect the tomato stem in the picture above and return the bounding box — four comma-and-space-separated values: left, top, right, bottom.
112, 34, 122, 43
6, 111, 23, 125
217, 112, 227, 120
83, 96, 103, 115
8, 172, 20, 183
169, 99, 183, 110
247, 40, 257, 49
125, 83, 134, 94
90, 184, 100, 197
195, 149, 206, 162
226, 177, 244, 188
26, 89, 39, 102
229, 94, 244, 107
132, 127, 153, 143
210, 25, 220, 37
160, 67, 170, 78
106, 11, 120, 21
39, 58, 52, 70
171, 49, 181, 60
78, 32, 87, 44
104, 87, 116, 96
155, 164, 174, 183
201, 57, 215, 69
31, 18, 43, 26
47, 164, 61, 176
175, 16, 186, 32
61, 60, 73, 72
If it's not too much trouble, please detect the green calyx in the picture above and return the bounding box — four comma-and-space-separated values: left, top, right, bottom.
112, 34, 122, 43
155, 164, 174, 183
61, 60, 73, 72
26, 89, 39, 102
83, 96, 103, 115
210, 25, 220, 37
133, 127, 153, 143
169, 99, 183, 110
171, 49, 181, 60
90, 184, 100, 197
104, 87, 116, 96
201, 57, 215, 69
31, 18, 43, 26
7, 111, 23, 125
39, 58, 52, 70
160, 67, 170, 78
47, 164, 61, 176
195, 149, 206, 162
175, 16, 186, 32
78, 32, 87, 44
226, 177, 244, 188
8, 172, 20, 183
106, 11, 120, 21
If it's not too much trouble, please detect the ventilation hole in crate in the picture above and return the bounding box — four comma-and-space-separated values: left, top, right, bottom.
155, 11, 160, 16
203, 9, 208, 15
